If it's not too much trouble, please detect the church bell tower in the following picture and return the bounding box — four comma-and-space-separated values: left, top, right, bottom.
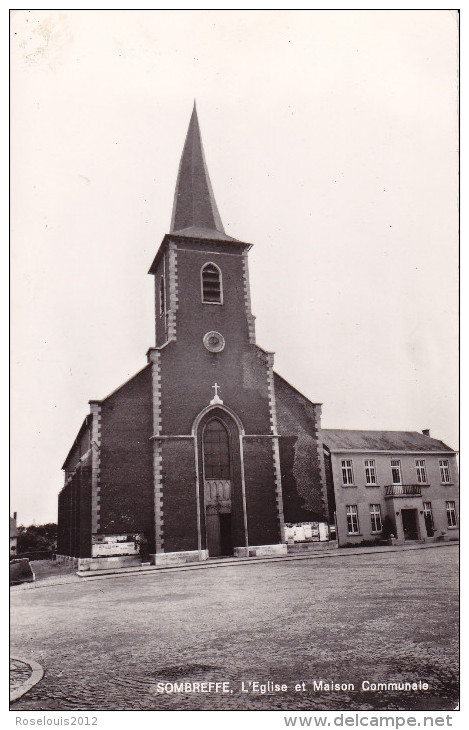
146, 104, 286, 562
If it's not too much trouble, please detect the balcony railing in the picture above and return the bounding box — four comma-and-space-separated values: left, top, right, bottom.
385, 484, 422, 498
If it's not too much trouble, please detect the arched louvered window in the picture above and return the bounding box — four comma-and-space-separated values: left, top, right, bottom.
201, 263, 222, 304
203, 419, 230, 479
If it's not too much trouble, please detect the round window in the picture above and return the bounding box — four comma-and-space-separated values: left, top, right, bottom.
203, 331, 225, 353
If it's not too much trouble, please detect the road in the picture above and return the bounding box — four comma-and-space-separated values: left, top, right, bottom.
10, 546, 458, 711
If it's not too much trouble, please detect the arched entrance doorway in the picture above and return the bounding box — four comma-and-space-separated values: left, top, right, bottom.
195, 406, 247, 558
203, 418, 233, 556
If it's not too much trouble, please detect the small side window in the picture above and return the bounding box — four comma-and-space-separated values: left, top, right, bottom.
341, 459, 354, 486
364, 459, 376, 485
439, 459, 452, 484
346, 505, 360, 534
369, 504, 382, 533
201, 263, 222, 304
159, 276, 166, 316
415, 459, 427, 484
391, 459, 402, 484
446, 501, 457, 527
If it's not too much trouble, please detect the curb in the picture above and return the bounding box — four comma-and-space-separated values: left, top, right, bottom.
10, 656, 44, 703
76, 540, 458, 581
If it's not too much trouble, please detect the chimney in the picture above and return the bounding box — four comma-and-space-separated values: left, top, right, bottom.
422, 429, 430, 437
13, 512, 17, 520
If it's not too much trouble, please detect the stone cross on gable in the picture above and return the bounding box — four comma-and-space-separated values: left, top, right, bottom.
210, 382, 223, 406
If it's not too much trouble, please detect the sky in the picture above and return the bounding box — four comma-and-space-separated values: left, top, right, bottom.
10, 9, 459, 526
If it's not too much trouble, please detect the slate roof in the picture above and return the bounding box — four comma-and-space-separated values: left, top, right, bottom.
170, 103, 226, 238
169, 226, 242, 243
322, 429, 455, 453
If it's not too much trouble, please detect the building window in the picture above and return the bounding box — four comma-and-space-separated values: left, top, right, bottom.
341, 459, 354, 485
364, 459, 377, 485
201, 263, 222, 304
203, 419, 230, 479
415, 459, 427, 484
369, 504, 382, 533
391, 459, 402, 484
346, 505, 360, 534
159, 276, 166, 316
423, 502, 434, 532
446, 501, 457, 528
439, 459, 452, 484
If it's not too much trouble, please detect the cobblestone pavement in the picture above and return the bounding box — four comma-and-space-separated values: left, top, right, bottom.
10, 546, 458, 711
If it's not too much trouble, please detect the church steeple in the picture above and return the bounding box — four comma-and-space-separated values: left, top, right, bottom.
170, 103, 227, 239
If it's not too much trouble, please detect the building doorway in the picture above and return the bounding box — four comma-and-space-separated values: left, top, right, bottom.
205, 508, 233, 557
219, 513, 233, 556
203, 418, 234, 557
401, 509, 419, 541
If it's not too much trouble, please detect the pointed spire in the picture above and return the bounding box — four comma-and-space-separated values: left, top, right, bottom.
170, 104, 226, 238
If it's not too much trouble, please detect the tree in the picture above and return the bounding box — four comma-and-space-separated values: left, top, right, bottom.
17, 523, 57, 554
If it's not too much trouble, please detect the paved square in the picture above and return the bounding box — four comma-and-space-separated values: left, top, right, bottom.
10, 546, 458, 711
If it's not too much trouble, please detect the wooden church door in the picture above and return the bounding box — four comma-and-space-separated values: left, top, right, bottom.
203, 419, 233, 557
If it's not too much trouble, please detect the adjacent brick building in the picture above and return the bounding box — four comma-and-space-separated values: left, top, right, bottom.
58, 105, 329, 568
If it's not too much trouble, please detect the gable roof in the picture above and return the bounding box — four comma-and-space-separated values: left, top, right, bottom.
322, 429, 456, 453
273, 371, 322, 406
61, 414, 92, 470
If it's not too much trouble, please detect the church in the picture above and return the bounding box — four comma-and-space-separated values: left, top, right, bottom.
57, 105, 329, 569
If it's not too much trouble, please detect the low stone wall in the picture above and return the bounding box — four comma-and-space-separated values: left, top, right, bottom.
55, 554, 79, 567
149, 550, 209, 566
286, 540, 338, 554
234, 544, 288, 558
77, 555, 141, 572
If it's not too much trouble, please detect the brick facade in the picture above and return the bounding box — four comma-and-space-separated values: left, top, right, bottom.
57, 106, 330, 563
147, 235, 298, 555
274, 374, 328, 524
58, 416, 93, 558
58, 231, 329, 560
